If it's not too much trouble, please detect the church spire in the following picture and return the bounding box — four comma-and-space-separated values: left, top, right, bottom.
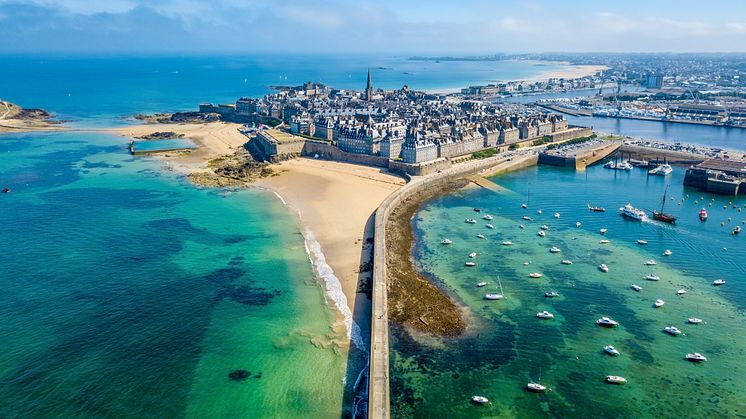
366, 68, 373, 101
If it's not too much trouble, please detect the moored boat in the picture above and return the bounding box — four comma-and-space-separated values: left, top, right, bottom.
663, 249, 673, 256
688, 317, 703, 324
469, 252, 477, 258
476, 234, 485, 239
522, 216, 532, 221
600, 239, 610, 244
699, 208, 708, 222
637, 239, 648, 245
465, 261, 476, 267
645, 274, 660, 281
554, 212, 560, 218
441, 239, 453, 245
536, 310, 554, 319
484, 293, 503, 300
600, 228, 608, 234
588, 205, 606, 212
529, 272, 543, 278
526, 382, 547, 392
598, 264, 609, 272
605, 375, 627, 384
485, 223, 494, 229
465, 218, 477, 224
677, 289, 687, 296
501, 241, 513, 246
476, 281, 488, 287
644, 259, 657, 266
631, 284, 643, 291
596, 317, 619, 327
654, 299, 665, 308
685, 353, 707, 362
561, 260, 572, 265
549, 246, 561, 253
733, 226, 742, 235
713, 279, 726, 286
604, 345, 620, 356
483, 214, 493, 220
537, 230, 546, 237
664, 326, 682, 335
545, 291, 559, 298
471, 395, 490, 405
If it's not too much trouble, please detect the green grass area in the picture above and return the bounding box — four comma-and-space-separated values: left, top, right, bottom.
471, 148, 499, 159
531, 136, 553, 147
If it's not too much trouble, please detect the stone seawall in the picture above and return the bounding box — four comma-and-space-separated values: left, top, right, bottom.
618, 144, 705, 165
301, 140, 389, 168
367, 153, 538, 419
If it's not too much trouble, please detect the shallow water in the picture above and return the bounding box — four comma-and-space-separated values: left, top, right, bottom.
392, 164, 746, 418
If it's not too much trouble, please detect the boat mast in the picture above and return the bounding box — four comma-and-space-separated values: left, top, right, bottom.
498, 275, 504, 297
660, 185, 669, 213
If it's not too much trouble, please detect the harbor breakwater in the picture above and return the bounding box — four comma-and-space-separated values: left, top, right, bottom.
368, 153, 538, 419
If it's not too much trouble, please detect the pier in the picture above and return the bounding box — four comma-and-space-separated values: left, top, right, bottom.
539, 139, 622, 170
369, 153, 538, 419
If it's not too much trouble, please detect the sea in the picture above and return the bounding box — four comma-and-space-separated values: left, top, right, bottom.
0, 54, 581, 418
392, 164, 746, 418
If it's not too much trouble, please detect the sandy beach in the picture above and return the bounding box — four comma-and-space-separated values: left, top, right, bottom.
110, 121, 249, 172
0, 101, 66, 134
256, 158, 405, 344
526, 63, 608, 82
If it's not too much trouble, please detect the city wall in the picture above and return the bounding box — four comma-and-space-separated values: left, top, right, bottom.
368, 153, 538, 419
301, 140, 389, 168
617, 144, 705, 165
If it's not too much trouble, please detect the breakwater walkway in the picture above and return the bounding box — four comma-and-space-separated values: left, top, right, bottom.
367, 152, 539, 419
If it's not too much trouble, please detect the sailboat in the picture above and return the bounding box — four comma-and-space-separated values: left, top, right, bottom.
485, 276, 505, 300
527, 368, 547, 392
652, 185, 678, 224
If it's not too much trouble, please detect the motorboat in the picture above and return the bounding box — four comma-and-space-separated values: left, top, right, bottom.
526, 383, 546, 392
519, 224, 525, 229
469, 252, 477, 258
664, 326, 682, 335
677, 289, 687, 296
1, 187, 10, 193
600, 228, 608, 234
550, 246, 561, 253
663, 249, 673, 256
598, 264, 609, 272
644, 259, 657, 266
699, 208, 708, 222
485, 224, 494, 229
685, 353, 707, 362
561, 260, 573, 265
645, 274, 660, 281
483, 214, 493, 220
536, 311, 554, 319
733, 226, 742, 235
465, 261, 476, 267
631, 284, 643, 292
473, 208, 481, 212
600, 239, 610, 244
502, 241, 513, 246
554, 213, 560, 218
604, 345, 620, 356
522, 216, 532, 221
596, 317, 619, 327
605, 376, 627, 384
540, 225, 550, 230
529, 272, 543, 278
471, 395, 490, 405
523, 261, 529, 266
484, 293, 503, 300
537, 230, 546, 237
688, 317, 703, 324
576, 222, 582, 227
522, 203, 528, 209
648, 164, 673, 176
619, 203, 647, 221
476, 234, 485, 239
588, 205, 606, 212
441, 239, 453, 245
713, 279, 726, 286
465, 218, 477, 224
654, 299, 665, 308
476, 282, 488, 287
637, 239, 648, 245
537, 209, 543, 215
545, 291, 559, 298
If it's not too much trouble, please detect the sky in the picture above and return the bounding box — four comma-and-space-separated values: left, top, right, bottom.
0, 0, 745, 53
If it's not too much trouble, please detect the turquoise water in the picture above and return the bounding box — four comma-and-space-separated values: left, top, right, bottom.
0, 132, 346, 417
392, 164, 746, 418
132, 138, 197, 152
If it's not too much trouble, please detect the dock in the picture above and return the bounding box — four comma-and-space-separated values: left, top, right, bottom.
539, 140, 622, 170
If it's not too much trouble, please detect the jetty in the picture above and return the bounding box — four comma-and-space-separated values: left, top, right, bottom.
368, 152, 538, 419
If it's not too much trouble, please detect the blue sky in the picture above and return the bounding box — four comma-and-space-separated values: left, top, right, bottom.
0, 0, 744, 53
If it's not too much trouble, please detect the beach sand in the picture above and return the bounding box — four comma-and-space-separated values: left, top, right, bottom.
110, 122, 249, 172
526, 63, 608, 82
256, 158, 405, 344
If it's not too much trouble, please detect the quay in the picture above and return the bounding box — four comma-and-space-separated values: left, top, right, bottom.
684, 158, 746, 196
539, 139, 622, 170
368, 152, 539, 419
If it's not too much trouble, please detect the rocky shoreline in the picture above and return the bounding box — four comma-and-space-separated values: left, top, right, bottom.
0, 101, 65, 133
386, 178, 469, 337
187, 148, 276, 188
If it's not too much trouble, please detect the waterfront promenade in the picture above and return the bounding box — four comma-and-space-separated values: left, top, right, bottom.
368, 152, 539, 419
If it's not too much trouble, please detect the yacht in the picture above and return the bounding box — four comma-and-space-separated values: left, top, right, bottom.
529, 272, 543, 278
545, 291, 559, 298
663, 249, 673, 256
465, 218, 477, 224
605, 376, 627, 384
631, 284, 643, 292
540, 225, 550, 230
526, 382, 547, 392
469, 252, 477, 258
554, 213, 560, 219
644, 259, 657, 266
483, 214, 493, 221
486, 224, 494, 229
484, 293, 503, 300
596, 317, 619, 327
598, 264, 609, 272
471, 395, 490, 405
476, 281, 488, 287
561, 260, 573, 265
637, 239, 648, 245
476, 234, 485, 239
522, 216, 532, 221
502, 241, 513, 246
654, 299, 665, 308
600, 239, 610, 244
441, 239, 453, 245
536, 311, 554, 319
648, 164, 673, 176
677, 289, 687, 296
645, 274, 660, 281
619, 203, 647, 221
617, 161, 633, 170
603, 160, 616, 169
600, 228, 608, 235
664, 326, 682, 336
550, 246, 561, 253
465, 261, 476, 267
685, 353, 707, 362
604, 345, 621, 356
688, 317, 703, 324
537, 230, 546, 237
713, 279, 726, 286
